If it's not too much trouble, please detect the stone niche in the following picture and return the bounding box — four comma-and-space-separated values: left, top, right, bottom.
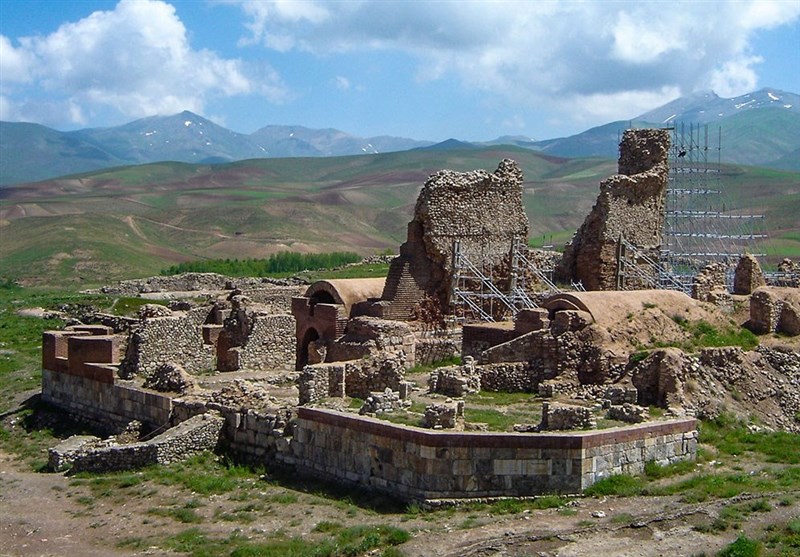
374, 159, 529, 319
556, 129, 670, 291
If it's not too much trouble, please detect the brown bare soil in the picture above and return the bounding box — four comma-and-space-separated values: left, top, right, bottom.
2, 439, 797, 557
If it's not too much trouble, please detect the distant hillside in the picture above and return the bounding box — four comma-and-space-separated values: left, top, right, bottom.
637, 88, 800, 124
0, 113, 431, 186
0, 146, 796, 287
1, 87, 797, 186
531, 88, 800, 166
0, 122, 129, 185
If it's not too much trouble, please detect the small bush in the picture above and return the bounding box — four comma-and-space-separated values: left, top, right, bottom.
584, 474, 645, 497
717, 535, 763, 557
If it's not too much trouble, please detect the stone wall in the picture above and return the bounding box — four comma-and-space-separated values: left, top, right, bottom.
540, 402, 596, 430
477, 362, 539, 392
291, 408, 697, 503
414, 335, 461, 366
42, 369, 173, 433
734, 254, 766, 295
749, 287, 800, 336
121, 308, 214, 378
66, 412, 224, 473
377, 159, 529, 319
218, 311, 295, 372
298, 355, 408, 404
556, 129, 670, 290
42, 328, 174, 432
91, 273, 304, 297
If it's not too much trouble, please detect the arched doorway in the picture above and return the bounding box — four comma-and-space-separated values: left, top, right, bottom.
297, 327, 320, 370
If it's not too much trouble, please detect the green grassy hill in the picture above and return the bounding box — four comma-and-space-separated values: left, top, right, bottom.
0, 147, 797, 286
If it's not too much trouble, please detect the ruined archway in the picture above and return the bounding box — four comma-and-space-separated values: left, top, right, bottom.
297, 327, 320, 370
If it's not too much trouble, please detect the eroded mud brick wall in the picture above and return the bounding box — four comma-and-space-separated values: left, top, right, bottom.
379, 159, 529, 319
556, 129, 670, 290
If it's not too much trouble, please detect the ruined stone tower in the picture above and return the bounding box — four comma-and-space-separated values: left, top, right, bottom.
556, 129, 671, 291
373, 159, 529, 319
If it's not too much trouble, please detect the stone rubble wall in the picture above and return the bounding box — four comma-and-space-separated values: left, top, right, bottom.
414, 336, 461, 366
556, 129, 670, 290
540, 402, 596, 430
223, 313, 296, 372
422, 400, 464, 429
290, 407, 697, 503
326, 317, 416, 365
749, 287, 800, 336
429, 363, 481, 397
692, 262, 730, 304
67, 412, 224, 473
734, 254, 766, 295
121, 308, 214, 378
360, 388, 409, 416
298, 355, 408, 404
378, 159, 529, 319
90, 273, 305, 297
476, 362, 538, 392
608, 403, 649, 423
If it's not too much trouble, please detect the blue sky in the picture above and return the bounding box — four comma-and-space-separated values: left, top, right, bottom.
1, 0, 798, 141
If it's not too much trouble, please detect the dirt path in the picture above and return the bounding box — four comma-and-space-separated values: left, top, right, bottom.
0, 449, 135, 557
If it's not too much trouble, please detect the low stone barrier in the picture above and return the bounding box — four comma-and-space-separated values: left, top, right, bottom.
291, 408, 697, 503
66, 412, 224, 473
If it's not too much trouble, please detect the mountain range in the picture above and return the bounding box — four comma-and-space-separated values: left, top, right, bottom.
1, 88, 798, 186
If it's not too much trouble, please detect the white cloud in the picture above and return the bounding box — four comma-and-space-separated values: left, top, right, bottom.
0, 35, 34, 82
333, 76, 351, 91
2, 0, 287, 127
231, 0, 800, 127
710, 56, 764, 98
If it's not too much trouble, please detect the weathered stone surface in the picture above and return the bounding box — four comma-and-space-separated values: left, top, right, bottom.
692, 262, 728, 303
540, 402, 596, 430
608, 403, 649, 423
422, 400, 464, 429
377, 159, 529, 319
749, 287, 800, 335
556, 129, 670, 290
734, 254, 766, 295
143, 362, 196, 394
631, 348, 692, 408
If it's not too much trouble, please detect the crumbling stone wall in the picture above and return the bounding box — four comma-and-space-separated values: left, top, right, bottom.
121, 308, 214, 378
692, 262, 729, 303
734, 254, 766, 295
298, 355, 408, 404
376, 159, 529, 319
90, 272, 304, 297
749, 287, 800, 336
630, 348, 691, 408
325, 316, 415, 364
539, 402, 596, 430
217, 298, 295, 372
62, 412, 224, 473
556, 129, 670, 290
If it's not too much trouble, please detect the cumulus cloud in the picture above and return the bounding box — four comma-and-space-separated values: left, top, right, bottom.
230, 0, 800, 126
2, 0, 287, 127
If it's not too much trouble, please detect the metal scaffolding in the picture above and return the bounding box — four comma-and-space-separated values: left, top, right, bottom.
659, 123, 765, 292
450, 237, 562, 322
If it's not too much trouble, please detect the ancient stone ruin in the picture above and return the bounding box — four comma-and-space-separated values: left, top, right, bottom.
374, 158, 528, 319
37, 135, 800, 505
556, 129, 670, 290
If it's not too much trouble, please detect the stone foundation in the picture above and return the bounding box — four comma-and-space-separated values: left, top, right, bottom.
291, 408, 696, 502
